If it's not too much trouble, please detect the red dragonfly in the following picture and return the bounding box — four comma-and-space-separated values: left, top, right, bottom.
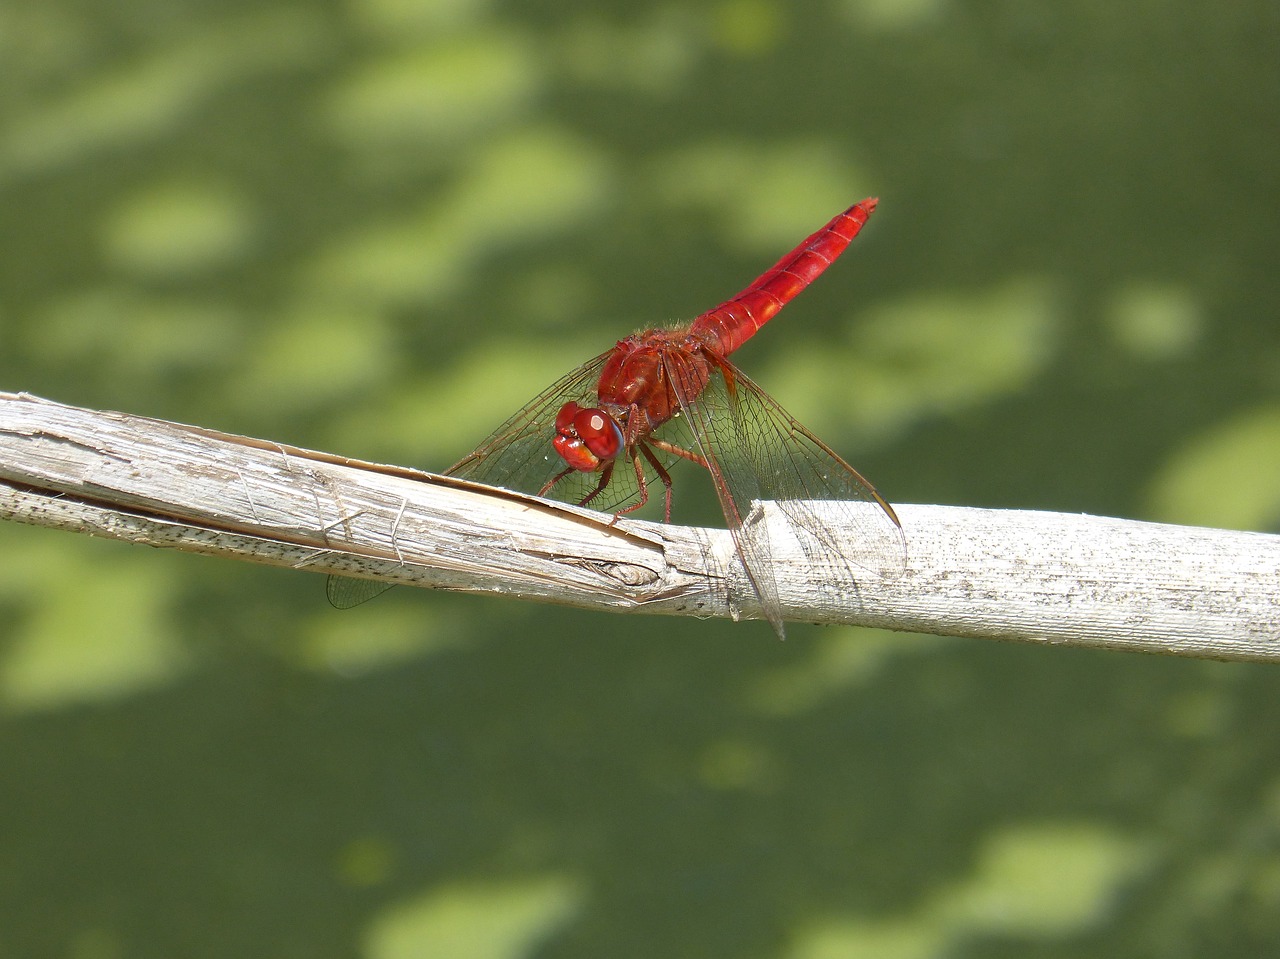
329, 199, 905, 635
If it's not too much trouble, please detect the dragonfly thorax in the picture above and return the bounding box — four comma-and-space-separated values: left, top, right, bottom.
594, 332, 713, 437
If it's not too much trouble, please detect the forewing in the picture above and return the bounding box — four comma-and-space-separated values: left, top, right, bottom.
669, 355, 905, 634
445, 349, 680, 514
326, 575, 395, 609
330, 350, 616, 608
665, 358, 782, 633
444, 350, 608, 487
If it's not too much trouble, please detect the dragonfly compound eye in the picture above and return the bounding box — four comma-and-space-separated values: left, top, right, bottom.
573, 407, 623, 461
551, 402, 623, 471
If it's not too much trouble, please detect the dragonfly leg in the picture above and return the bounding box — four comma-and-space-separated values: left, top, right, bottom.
576, 462, 616, 511
540, 462, 619, 516
539, 465, 575, 498
648, 437, 708, 469
610, 451, 652, 525
637, 442, 674, 523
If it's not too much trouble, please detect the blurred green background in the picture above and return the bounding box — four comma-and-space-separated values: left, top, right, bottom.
2, 0, 1278, 955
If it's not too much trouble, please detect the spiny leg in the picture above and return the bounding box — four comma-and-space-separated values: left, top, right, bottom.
539, 462, 617, 512
648, 436, 709, 469
611, 451, 651, 524
576, 462, 616, 510
638, 442, 675, 523
539, 465, 575, 498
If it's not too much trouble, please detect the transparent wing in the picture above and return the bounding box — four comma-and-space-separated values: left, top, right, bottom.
668, 354, 905, 635
445, 349, 690, 515
327, 351, 609, 607
446, 349, 643, 512
329, 346, 699, 607
326, 574, 394, 610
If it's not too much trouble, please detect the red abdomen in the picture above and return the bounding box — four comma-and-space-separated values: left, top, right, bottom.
691, 198, 877, 356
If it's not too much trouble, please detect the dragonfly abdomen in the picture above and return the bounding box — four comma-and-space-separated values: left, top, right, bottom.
690, 198, 878, 355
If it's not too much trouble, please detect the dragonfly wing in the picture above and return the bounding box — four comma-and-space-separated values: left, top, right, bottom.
445, 349, 672, 514
664, 355, 784, 634
668, 355, 905, 635
326, 575, 395, 609
445, 350, 609, 490
328, 351, 627, 608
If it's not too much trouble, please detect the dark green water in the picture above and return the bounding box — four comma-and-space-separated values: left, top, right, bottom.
1, 0, 1277, 955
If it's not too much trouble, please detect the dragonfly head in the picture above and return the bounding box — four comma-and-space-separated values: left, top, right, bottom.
552, 401, 624, 472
